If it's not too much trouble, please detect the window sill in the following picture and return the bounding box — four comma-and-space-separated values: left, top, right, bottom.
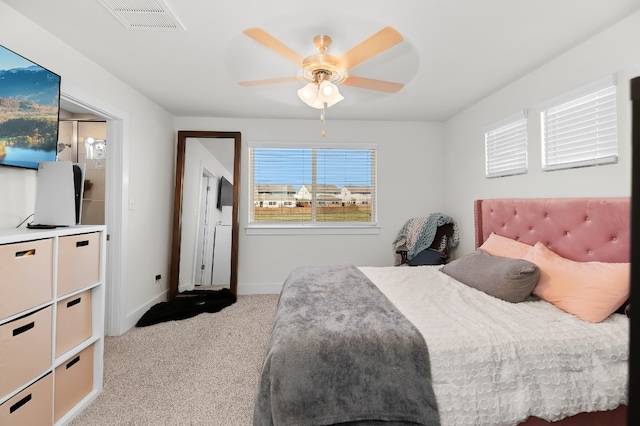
245, 224, 380, 235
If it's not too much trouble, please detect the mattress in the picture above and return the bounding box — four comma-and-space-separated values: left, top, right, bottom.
359, 265, 629, 426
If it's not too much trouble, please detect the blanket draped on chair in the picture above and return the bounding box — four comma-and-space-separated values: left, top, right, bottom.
393, 213, 459, 265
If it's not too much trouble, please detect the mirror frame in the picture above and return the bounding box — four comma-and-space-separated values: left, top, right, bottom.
169, 130, 241, 299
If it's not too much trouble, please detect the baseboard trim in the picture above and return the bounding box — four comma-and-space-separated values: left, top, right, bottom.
237, 283, 283, 295
118, 290, 168, 335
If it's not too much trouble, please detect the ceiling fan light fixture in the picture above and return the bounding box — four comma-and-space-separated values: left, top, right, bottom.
327, 91, 344, 108
298, 72, 344, 109
297, 83, 323, 108
298, 82, 316, 99
318, 80, 343, 106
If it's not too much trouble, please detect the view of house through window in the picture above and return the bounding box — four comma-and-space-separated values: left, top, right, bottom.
249, 143, 377, 225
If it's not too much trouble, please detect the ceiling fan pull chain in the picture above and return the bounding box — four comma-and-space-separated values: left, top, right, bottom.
321, 103, 326, 137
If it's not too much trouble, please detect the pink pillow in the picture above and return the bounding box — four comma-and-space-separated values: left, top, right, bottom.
524, 242, 630, 323
480, 233, 532, 259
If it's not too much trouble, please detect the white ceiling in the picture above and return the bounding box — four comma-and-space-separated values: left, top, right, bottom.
5, 0, 640, 122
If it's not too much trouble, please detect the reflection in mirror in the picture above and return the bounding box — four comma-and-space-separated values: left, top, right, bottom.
180, 137, 234, 290
170, 131, 241, 299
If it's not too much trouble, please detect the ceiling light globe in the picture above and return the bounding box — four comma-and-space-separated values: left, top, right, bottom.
321, 84, 334, 97
318, 81, 343, 107
298, 83, 324, 108
318, 81, 336, 101
299, 83, 316, 98
325, 92, 344, 107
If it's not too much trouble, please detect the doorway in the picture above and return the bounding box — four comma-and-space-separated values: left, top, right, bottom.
60, 88, 129, 336
58, 119, 107, 226
190, 163, 233, 290
194, 169, 217, 286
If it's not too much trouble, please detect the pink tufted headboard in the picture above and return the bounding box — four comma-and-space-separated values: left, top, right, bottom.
474, 198, 630, 263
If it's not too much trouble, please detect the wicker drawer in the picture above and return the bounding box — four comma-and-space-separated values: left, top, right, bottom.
57, 233, 100, 296
0, 306, 52, 399
0, 238, 53, 320
0, 373, 53, 426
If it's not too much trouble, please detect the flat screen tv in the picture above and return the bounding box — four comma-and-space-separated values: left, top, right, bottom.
0, 44, 61, 170
217, 176, 233, 209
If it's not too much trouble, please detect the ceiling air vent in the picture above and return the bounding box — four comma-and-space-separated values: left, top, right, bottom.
98, 0, 185, 31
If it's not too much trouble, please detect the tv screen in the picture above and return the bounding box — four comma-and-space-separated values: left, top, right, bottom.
0, 44, 61, 170
217, 176, 233, 209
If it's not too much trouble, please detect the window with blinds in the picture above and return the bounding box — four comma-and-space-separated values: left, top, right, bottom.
539, 75, 618, 171
484, 110, 528, 178
248, 142, 377, 227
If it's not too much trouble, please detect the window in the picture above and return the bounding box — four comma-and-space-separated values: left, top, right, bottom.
248, 142, 377, 233
484, 110, 528, 178
538, 74, 618, 171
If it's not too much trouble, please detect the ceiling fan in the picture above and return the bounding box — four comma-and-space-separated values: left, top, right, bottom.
238, 26, 405, 110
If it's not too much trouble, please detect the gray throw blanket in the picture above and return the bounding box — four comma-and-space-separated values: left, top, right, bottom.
253, 265, 440, 426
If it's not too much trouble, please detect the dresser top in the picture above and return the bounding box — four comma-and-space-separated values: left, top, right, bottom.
0, 225, 106, 245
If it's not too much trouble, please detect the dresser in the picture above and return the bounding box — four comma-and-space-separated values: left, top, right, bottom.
0, 225, 106, 426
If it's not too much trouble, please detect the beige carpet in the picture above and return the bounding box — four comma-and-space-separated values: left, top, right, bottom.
70, 294, 279, 426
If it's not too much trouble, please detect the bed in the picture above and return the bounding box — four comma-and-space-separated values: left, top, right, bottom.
254, 197, 630, 426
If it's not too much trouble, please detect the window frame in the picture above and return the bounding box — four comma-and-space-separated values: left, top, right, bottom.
537, 74, 618, 171
246, 141, 379, 235
483, 109, 529, 179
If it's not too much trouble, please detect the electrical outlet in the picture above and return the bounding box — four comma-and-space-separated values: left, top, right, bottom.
155, 274, 162, 286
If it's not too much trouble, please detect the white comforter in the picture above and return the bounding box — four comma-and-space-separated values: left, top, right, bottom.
358, 265, 629, 426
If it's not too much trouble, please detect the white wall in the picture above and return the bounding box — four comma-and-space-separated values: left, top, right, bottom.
443, 11, 640, 257
175, 117, 446, 292
0, 2, 177, 332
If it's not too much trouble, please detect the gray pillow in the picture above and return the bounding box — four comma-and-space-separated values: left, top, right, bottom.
440, 249, 540, 303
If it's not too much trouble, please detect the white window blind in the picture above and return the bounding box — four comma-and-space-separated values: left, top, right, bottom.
539, 75, 618, 171
248, 142, 377, 228
484, 110, 528, 178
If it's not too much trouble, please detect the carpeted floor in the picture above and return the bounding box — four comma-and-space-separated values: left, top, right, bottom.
69, 294, 279, 426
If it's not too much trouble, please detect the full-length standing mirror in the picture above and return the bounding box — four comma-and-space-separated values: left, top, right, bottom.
170, 131, 241, 299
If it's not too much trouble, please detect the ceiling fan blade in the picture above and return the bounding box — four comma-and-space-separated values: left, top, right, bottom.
340, 27, 403, 70
341, 76, 404, 93
238, 76, 304, 87
243, 28, 304, 66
